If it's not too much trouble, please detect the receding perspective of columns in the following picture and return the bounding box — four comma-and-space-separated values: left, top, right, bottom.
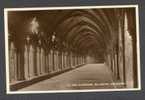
5, 6, 140, 92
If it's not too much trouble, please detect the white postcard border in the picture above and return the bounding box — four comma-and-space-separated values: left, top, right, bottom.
4, 4, 141, 94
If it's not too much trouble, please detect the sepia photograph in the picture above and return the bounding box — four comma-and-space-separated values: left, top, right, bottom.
4, 5, 141, 94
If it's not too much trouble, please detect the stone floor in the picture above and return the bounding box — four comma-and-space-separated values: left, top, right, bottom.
19, 63, 116, 91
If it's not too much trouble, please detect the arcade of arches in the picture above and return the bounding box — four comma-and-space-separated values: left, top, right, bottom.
8, 8, 138, 91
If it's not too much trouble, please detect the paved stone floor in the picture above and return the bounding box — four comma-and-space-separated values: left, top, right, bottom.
19, 63, 115, 91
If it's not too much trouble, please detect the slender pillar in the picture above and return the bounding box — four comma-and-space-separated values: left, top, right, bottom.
29, 45, 34, 78
9, 42, 17, 83
24, 45, 29, 80
36, 47, 40, 75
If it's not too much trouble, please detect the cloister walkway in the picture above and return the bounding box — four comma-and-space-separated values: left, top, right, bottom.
19, 64, 116, 91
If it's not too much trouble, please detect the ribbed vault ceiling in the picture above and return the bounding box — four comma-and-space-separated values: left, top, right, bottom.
8, 8, 121, 55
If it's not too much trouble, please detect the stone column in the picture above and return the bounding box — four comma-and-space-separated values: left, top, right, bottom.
24, 45, 29, 80
9, 41, 17, 83
50, 50, 53, 72
124, 13, 134, 88
29, 45, 34, 78
36, 47, 40, 75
